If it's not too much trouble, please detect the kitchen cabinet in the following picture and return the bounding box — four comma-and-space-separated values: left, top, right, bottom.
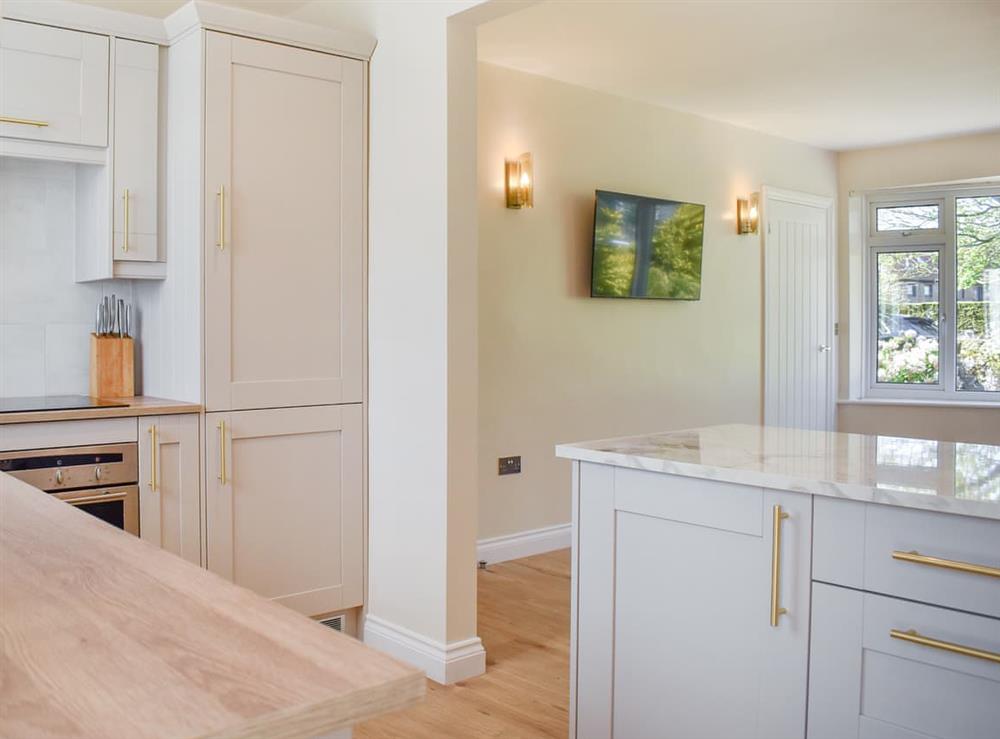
203, 31, 364, 412
574, 465, 812, 739
112, 39, 159, 264
138, 414, 201, 565
205, 405, 363, 616
0, 20, 109, 148
809, 584, 1000, 739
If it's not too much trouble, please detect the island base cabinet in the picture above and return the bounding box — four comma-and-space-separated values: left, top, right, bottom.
139, 414, 201, 565
808, 583, 1000, 739
573, 463, 812, 739
205, 405, 362, 616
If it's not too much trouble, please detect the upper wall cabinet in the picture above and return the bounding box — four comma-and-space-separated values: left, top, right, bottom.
113, 39, 159, 264
0, 20, 109, 148
203, 32, 363, 411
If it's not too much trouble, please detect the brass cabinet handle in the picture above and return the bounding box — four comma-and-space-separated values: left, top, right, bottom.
122, 188, 131, 252
148, 425, 158, 491
892, 550, 1000, 579
68, 491, 129, 506
891, 629, 1000, 665
770, 504, 790, 627
217, 420, 227, 484
216, 186, 226, 250
0, 115, 49, 127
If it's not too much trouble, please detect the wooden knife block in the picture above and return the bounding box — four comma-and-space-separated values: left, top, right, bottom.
89, 334, 135, 398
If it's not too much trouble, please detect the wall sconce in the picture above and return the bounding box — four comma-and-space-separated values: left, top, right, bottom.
505, 152, 533, 209
737, 193, 759, 234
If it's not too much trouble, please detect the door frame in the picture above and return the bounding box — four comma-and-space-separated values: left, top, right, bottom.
761, 185, 837, 430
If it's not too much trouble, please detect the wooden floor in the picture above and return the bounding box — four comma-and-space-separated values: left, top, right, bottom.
355, 549, 571, 738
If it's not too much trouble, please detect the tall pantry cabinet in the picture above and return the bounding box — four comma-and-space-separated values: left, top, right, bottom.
153, 27, 366, 617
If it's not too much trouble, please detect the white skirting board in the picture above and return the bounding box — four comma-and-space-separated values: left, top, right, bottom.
476, 523, 571, 565
362, 615, 486, 685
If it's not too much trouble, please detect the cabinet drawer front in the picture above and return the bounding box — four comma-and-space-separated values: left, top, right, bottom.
0, 20, 109, 147
614, 468, 763, 535
865, 505, 1000, 618
860, 593, 1000, 739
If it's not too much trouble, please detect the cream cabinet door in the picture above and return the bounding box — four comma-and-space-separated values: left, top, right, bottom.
139, 414, 201, 565
113, 39, 159, 263
574, 465, 813, 739
203, 32, 364, 412
0, 20, 109, 146
205, 405, 363, 616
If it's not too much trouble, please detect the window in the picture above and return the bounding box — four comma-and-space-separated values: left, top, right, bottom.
866, 187, 1000, 401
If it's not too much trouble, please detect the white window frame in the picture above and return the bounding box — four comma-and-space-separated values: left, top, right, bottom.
862, 183, 1000, 403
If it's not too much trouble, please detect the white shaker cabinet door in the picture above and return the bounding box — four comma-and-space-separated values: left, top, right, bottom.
112, 39, 159, 263
0, 20, 109, 146
139, 414, 201, 565
205, 405, 363, 616
574, 465, 812, 739
203, 32, 364, 411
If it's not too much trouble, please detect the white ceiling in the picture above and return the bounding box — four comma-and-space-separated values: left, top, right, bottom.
478, 0, 1000, 151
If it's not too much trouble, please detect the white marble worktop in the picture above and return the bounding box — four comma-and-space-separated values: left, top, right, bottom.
556, 424, 1000, 520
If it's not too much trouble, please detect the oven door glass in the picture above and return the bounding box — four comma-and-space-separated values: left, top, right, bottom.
54, 486, 140, 536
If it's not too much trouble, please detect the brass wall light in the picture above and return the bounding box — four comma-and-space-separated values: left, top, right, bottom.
737, 193, 759, 234
505, 152, 533, 209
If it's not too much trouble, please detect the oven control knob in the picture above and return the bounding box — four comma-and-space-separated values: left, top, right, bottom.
55, 469, 64, 485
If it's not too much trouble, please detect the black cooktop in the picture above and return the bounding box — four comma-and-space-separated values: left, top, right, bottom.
0, 395, 130, 414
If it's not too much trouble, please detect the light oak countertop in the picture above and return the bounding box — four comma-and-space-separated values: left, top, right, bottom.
0, 471, 423, 738
0, 396, 203, 425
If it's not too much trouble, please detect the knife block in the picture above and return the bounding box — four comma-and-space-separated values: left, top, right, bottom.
89, 334, 135, 398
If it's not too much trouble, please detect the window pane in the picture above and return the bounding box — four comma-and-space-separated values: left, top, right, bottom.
956, 195, 1000, 392
876, 251, 939, 384
876, 204, 940, 232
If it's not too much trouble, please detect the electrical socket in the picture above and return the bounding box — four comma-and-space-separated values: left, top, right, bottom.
498, 455, 521, 475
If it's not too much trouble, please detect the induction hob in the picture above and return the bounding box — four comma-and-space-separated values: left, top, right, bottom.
0, 395, 130, 414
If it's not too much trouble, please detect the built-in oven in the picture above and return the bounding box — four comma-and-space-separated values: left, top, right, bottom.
0, 443, 139, 535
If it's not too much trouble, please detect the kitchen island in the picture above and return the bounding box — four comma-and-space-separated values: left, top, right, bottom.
0, 471, 423, 739
557, 424, 1000, 739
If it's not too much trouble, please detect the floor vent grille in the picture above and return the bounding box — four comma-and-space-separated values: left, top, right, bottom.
318, 614, 344, 632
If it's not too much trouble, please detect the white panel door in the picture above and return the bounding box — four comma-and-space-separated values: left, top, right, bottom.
113, 39, 159, 262
205, 405, 363, 616
763, 187, 835, 430
574, 464, 813, 739
203, 32, 364, 412
139, 415, 201, 565
0, 20, 108, 146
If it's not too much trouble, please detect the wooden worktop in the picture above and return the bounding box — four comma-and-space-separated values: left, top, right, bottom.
0, 472, 423, 739
0, 396, 202, 424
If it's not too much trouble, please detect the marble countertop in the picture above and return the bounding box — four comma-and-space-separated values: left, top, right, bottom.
556, 424, 1000, 520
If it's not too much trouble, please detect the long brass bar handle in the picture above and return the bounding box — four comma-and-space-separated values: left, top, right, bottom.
890, 629, 1000, 665
148, 425, 158, 491
770, 504, 790, 627
892, 550, 1000, 579
0, 115, 49, 127
123, 188, 131, 253
68, 491, 129, 506
216, 186, 226, 250
217, 420, 227, 484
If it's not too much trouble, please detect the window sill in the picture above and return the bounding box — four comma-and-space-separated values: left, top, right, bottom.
838, 398, 1000, 410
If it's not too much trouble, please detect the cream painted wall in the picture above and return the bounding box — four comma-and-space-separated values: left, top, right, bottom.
477, 63, 838, 540
836, 131, 1000, 444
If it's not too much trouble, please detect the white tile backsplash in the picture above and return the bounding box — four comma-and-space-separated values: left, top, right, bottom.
0, 158, 133, 398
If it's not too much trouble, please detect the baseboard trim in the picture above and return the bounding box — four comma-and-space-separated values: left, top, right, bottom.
476, 523, 571, 565
362, 614, 486, 685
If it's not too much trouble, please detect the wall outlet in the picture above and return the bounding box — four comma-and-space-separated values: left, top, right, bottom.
498, 455, 521, 475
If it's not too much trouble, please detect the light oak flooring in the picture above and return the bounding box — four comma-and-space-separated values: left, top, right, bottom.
355, 549, 571, 738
